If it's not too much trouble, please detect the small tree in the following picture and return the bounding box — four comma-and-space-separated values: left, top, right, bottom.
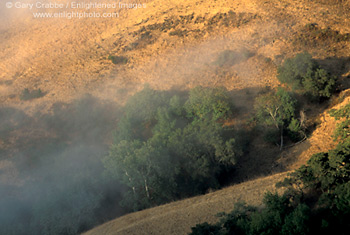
277, 52, 317, 90
302, 68, 336, 100
254, 88, 298, 149
190, 112, 350, 235
20, 88, 45, 100
277, 52, 336, 100
329, 103, 350, 143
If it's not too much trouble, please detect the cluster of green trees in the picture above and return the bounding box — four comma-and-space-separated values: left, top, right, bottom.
277, 52, 336, 101
190, 99, 350, 235
254, 87, 300, 149
103, 86, 244, 210
1, 52, 338, 234
104, 52, 338, 211
253, 52, 337, 149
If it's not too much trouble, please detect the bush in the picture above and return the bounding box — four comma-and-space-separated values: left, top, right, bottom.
20, 88, 45, 100
190, 142, 350, 235
329, 103, 350, 143
190, 222, 222, 235
190, 107, 350, 235
213, 49, 254, 67
287, 118, 303, 142
108, 55, 128, 64
277, 52, 317, 90
169, 29, 188, 37
303, 23, 350, 43
277, 52, 336, 100
302, 68, 336, 101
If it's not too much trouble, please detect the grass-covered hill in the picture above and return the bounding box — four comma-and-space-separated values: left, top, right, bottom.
84, 90, 350, 235
1, 0, 349, 107
1, 0, 350, 234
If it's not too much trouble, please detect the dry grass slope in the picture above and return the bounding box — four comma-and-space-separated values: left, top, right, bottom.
1, 0, 349, 110
84, 172, 288, 235
84, 90, 350, 235
1, 0, 350, 234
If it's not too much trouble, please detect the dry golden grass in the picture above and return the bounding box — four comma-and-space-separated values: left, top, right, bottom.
1, 0, 349, 111
84, 90, 350, 235
281, 92, 350, 170
1, 0, 350, 234
84, 172, 288, 235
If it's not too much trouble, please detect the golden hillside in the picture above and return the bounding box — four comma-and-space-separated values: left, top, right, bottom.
84, 90, 350, 235
1, 0, 349, 108
1, 0, 350, 234
84, 172, 289, 235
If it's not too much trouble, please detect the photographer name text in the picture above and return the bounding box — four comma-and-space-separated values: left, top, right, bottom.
6, 1, 146, 10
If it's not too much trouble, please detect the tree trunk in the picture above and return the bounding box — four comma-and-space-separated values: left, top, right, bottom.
125, 171, 136, 195
144, 178, 150, 199
280, 127, 284, 151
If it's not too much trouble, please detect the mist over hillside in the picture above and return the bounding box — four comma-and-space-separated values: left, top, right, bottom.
1, 0, 350, 234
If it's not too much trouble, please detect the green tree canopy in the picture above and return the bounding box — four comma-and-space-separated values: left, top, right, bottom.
103, 86, 242, 210
190, 141, 350, 235
329, 103, 350, 143
302, 68, 336, 100
254, 88, 299, 149
184, 86, 233, 121
277, 52, 336, 100
277, 52, 317, 90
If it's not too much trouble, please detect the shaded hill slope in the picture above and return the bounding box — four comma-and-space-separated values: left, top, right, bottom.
85, 90, 350, 235
1, 0, 350, 234
84, 172, 288, 235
